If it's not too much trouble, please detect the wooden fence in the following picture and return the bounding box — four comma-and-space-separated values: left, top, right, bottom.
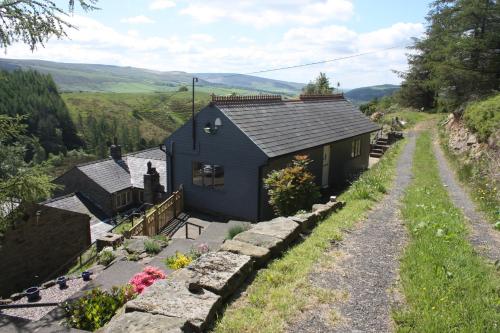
129, 189, 184, 237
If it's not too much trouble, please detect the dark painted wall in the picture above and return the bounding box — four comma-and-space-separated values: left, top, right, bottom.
54, 168, 113, 216
166, 105, 372, 221
259, 133, 371, 220
165, 106, 268, 221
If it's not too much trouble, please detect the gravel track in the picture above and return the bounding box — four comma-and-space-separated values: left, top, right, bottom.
433, 138, 500, 262
287, 133, 417, 333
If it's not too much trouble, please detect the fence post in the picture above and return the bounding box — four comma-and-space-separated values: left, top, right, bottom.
173, 192, 177, 218
154, 209, 159, 235
142, 216, 148, 236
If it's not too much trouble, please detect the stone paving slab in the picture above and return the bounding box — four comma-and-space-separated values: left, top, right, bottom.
196, 221, 252, 244
126, 280, 221, 332
99, 312, 185, 333
184, 251, 253, 298
83, 261, 143, 291
220, 240, 270, 266
154, 239, 195, 259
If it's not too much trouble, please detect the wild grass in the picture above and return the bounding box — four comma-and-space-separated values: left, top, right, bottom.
144, 239, 162, 255
213, 139, 406, 333
226, 225, 249, 240
394, 132, 500, 332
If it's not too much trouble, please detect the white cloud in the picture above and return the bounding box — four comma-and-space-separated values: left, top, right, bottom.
5, 15, 424, 88
120, 15, 155, 24
180, 0, 354, 28
149, 0, 176, 10
190, 34, 215, 43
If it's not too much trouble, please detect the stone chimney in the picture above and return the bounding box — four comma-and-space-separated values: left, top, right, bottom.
110, 137, 122, 160
143, 161, 164, 204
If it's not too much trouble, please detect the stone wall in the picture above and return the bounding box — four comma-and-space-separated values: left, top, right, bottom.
0, 204, 91, 297
101, 199, 344, 332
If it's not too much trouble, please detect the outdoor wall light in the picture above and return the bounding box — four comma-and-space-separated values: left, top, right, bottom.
204, 117, 223, 134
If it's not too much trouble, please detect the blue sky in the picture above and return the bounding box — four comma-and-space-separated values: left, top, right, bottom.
5, 0, 432, 88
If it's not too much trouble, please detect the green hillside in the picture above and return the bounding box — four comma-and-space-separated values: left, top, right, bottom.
0, 70, 83, 158
0, 58, 303, 95
345, 84, 399, 104
62, 91, 213, 157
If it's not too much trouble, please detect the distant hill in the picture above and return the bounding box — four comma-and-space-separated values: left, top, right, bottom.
0, 58, 304, 95
344, 84, 400, 104
195, 73, 304, 95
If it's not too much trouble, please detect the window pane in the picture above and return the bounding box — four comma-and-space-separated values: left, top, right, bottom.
351, 141, 355, 158
213, 165, 224, 189
201, 164, 213, 187
193, 162, 203, 186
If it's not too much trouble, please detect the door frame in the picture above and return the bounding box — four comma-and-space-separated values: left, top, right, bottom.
322, 145, 331, 188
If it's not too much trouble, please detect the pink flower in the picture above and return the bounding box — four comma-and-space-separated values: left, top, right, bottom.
129, 266, 166, 294
197, 243, 209, 254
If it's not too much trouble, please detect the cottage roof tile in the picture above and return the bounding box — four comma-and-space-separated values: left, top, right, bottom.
215, 95, 380, 158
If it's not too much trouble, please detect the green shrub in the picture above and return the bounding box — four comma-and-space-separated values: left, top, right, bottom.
64, 286, 136, 331
144, 239, 161, 255
226, 225, 249, 240
463, 94, 500, 142
264, 155, 320, 216
97, 248, 115, 266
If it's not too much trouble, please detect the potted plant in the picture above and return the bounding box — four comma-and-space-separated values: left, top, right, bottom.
57, 276, 67, 289
26, 287, 40, 302
82, 271, 92, 281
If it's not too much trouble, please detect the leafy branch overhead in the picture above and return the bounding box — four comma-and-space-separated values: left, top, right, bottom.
0, 0, 98, 50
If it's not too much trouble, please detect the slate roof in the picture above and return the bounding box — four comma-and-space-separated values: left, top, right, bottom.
215, 95, 380, 158
74, 147, 167, 194
43, 193, 108, 226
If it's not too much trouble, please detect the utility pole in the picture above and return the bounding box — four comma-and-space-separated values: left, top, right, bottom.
192, 77, 198, 150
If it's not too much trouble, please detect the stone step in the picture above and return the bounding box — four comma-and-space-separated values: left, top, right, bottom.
370, 152, 383, 158
372, 143, 390, 151
370, 148, 384, 154
160, 213, 189, 237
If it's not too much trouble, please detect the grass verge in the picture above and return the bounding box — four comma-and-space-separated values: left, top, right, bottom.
438, 128, 499, 226
394, 132, 500, 332
213, 139, 407, 333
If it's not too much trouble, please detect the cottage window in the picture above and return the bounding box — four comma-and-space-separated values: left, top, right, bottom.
351, 139, 361, 158
115, 190, 132, 208
192, 161, 224, 189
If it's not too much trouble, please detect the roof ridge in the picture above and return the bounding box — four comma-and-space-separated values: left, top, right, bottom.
211, 94, 282, 105
40, 192, 79, 205
76, 146, 164, 168
298, 93, 345, 101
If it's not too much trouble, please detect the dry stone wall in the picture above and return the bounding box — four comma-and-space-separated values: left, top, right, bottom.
100, 200, 344, 333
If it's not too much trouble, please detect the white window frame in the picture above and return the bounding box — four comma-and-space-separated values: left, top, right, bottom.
115, 190, 132, 209
351, 138, 361, 158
